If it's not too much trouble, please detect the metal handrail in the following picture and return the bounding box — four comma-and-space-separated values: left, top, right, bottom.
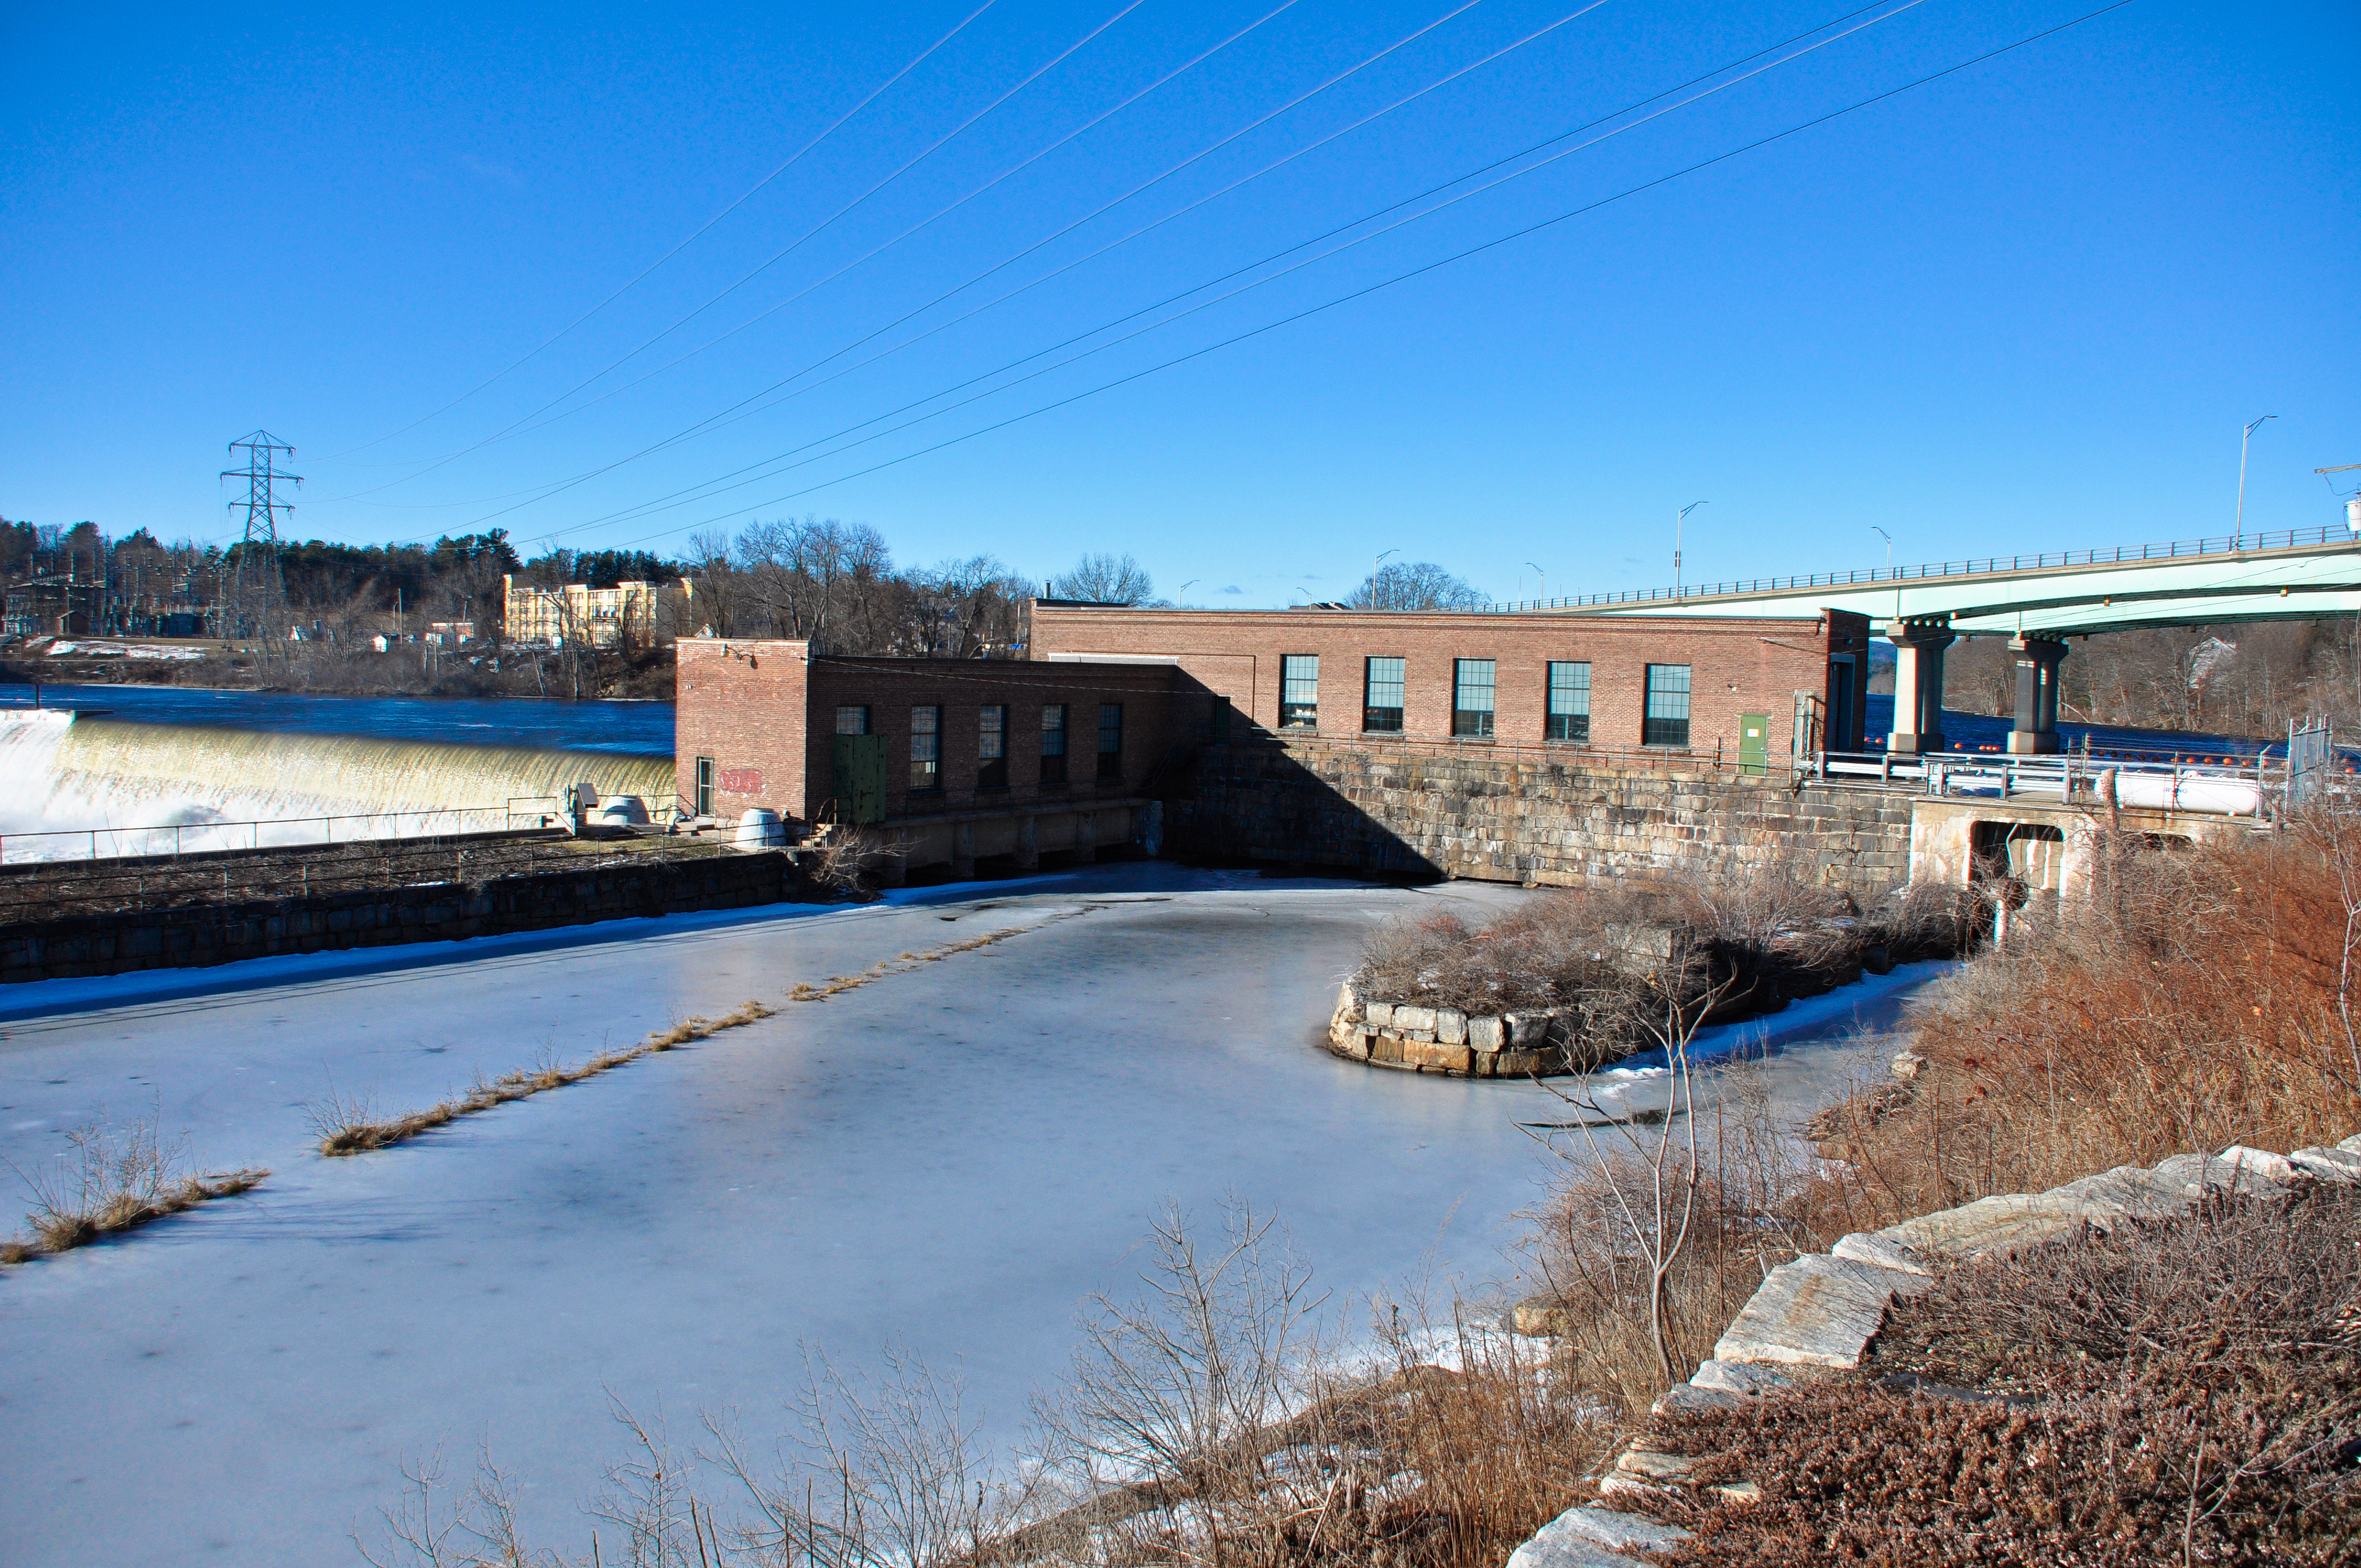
0, 794, 668, 866
1473, 521, 2360, 614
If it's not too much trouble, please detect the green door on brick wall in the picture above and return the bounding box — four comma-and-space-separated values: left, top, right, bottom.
831, 735, 888, 824
1738, 712, 1771, 775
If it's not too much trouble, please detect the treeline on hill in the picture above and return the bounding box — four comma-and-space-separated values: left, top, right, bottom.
2, 513, 1168, 698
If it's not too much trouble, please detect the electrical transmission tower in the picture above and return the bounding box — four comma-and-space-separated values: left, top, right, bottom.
221, 430, 300, 639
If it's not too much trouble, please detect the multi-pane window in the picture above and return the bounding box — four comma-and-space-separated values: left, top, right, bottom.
910, 705, 942, 790
835, 705, 870, 736
1364, 657, 1405, 733
693, 755, 715, 818
1644, 664, 1692, 748
1040, 703, 1068, 784
1546, 662, 1590, 743
1452, 658, 1496, 739
1280, 655, 1319, 729
1097, 703, 1124, 783
978, 705, 1008, 789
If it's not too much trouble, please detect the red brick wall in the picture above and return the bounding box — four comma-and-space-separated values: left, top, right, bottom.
804, 657, 1195, 820
675, 638, 810, 821
1030, 607, 1849, 759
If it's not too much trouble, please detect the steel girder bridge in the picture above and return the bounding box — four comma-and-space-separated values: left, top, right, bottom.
1506, 522, 2361, 756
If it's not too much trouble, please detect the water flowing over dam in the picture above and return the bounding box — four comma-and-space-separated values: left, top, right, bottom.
0, 710, 676, 859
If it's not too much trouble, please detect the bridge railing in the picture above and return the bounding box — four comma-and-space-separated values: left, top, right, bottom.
0, 793, 675, 866
1473, 521, 2358, 614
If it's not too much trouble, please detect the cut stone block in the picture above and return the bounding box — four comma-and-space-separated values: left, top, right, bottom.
1364, 1001, 1394, 1028
1392, 1004, 1437, 1032
1402, 1039, 1473, 1073
1712, 1254, 1930, 1369
1436, 1008, 1467, 1045
1468, 1015, 1504, 1051
1504, 1516, 1649, 1568
1690, 1358, 1799, 1396
1549, 1507, 1691, 1554
1615, 1449, 1699, 1482
1334, 982, 1360, 1022
1653, 1382, 1744, 1415
2291, 1146, 2361, 1184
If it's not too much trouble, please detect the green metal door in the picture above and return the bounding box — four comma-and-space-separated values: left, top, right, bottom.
831, 735, 888, 824
1738, 712, 1770, 775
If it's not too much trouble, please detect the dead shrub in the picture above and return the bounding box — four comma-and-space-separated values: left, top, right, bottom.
3, 1112, 266, 1262
1631, 1188, 2361, 1566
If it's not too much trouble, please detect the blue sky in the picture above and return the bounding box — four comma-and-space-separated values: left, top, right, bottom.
3, 1, 2354, 606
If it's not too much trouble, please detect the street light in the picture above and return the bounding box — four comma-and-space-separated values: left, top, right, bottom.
1871, 525, 1896, 619
1178, 579, 1199, 606
2237, 415, 2276, 542
1674, 502, 1707, 597
1524, 561, 1545, 607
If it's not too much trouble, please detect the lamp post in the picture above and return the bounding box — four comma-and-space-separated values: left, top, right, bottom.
2237, 415, 2276, 543
1674, 502, 1707, 597
1371, 548, 1399, 609
1524, 561, 1545, 608
1872, 525, 1896, 617
1178, 580, 1199, 606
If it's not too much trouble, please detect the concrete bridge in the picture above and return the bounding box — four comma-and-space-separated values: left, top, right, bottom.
1505, 522, 2361, 755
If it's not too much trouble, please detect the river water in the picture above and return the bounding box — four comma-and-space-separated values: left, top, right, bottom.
0, 867, 1940, 1567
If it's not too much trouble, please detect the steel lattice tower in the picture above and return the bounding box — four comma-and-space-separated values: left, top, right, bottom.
221, 430, 300, 636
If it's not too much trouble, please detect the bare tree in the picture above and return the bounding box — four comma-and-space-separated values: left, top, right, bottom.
1047, 552, 1156, 606
1347, 562, 1484, 611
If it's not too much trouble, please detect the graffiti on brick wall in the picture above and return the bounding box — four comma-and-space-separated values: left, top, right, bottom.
720, 769, 763, 793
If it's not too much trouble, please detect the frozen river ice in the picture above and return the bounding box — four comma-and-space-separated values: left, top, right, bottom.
0, 866, 1939, 1566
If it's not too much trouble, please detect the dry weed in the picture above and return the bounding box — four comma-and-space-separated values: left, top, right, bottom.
1802, 816, 2361, 1234
311, 1001, 775, 1157
3, 1113, 266, 1262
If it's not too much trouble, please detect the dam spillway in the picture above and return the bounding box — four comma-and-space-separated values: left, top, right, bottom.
0, 710, 677, 859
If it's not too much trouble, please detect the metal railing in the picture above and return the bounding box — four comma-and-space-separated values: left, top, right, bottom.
1804, 748, 2286, 815
0, 794, 670, 866
1476, 522, 2360, 614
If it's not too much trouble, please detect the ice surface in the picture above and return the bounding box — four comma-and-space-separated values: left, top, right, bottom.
0, 866, 1936, 1565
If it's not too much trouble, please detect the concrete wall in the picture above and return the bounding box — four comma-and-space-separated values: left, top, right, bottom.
1170, 739, 1916, 900
1031, 604, 1868, 760
0, 850, 803, 984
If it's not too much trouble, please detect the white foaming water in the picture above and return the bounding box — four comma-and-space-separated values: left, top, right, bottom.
0, 709, 677, 861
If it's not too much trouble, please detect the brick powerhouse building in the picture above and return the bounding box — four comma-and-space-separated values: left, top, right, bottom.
674, 638, 1210, 876
1028, 605, 1872, 761
674, 608, 1868, 879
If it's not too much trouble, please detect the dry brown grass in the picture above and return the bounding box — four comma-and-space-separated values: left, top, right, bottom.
2, 1114, 266, 1263
309, 1000, 775, 1156
1802, 816, 2361, 1237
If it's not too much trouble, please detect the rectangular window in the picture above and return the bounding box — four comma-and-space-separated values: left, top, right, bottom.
693, 755, 715, 818
1452, 658, 1496, 739
910, 705, 941, 791
1546, 662, 1591, 743
1280, 654, 1319, 729
1364, 657, 1405, 733
1097, 703, 1123, 783
1040, 703, 1068, 784
834, 705, 870, 736
1644, 664, 1692, 748
978, 705, 1008, 790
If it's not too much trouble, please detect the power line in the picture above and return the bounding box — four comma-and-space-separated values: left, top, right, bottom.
321, 0, 1004, 462
326, 0, 1154, 499
592, 0, 2142, 549
489, 0, 1932, 545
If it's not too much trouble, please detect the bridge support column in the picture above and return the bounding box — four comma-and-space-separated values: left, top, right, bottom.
1885, 618, 1955, 755
2006, 636, 2068, 755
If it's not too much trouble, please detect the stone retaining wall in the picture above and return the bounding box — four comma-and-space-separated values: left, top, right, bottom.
1171, 742, 1917, 897
0, 850, 806, 984
1324, 985, 1570, 1077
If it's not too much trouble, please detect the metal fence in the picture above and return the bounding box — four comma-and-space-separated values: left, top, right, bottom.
0, 794, 671, 866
